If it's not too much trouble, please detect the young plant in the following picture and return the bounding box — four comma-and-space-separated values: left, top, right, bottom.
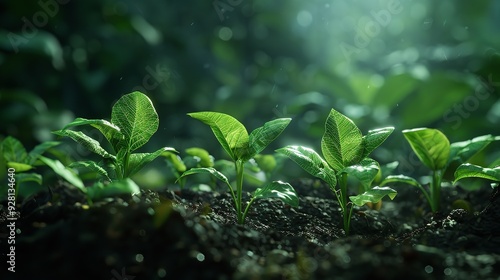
381, 129, 499, 212
178, 112, 298, 224
164, 147, 214, 190
0, 136, 83, 200
53, 91, 176, 200
276, 108, 396, 235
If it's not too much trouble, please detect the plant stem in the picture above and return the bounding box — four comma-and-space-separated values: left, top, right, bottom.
339, 173, 350, 234
431, 170, 442, 213
235, 159, 245, 224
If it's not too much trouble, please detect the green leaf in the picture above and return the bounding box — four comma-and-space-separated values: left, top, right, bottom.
246, 118, 291, 160
126, 147, 177, 177
16, 173, 42, 185
402, 128, 450, 170
185, 147, 213, 167
380, 174, 422, 188
53, 130, 116, 159
188, 111, 249, 160
361, 127, 394, 159
86, 178, 140, 201
39, 156, 85, 192
7, 162, 33, 172
253, 181, 299, 207
28, 141, 60, 165
349, 186, 397, 206
276, 146, 337, 187
454, 163, 500, 183
343, 158, 380, 190
321, 108, 363, 171
179, 167, 231, 188
111, 91, 159, 152
448, 135, 499, 165
61, 117, 123, 148
1, 136, 28, 163
69, 161, 110, 181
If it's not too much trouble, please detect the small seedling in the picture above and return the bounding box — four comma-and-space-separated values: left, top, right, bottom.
179, 111, 298, 224
0, 136, 87, 202
276, 108, 396, 235
53, 91, 176, 201
164, 147, 214, 190
381, 129, 499, 212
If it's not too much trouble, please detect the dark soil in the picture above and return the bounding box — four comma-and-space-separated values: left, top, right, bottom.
1, 179, 500, 280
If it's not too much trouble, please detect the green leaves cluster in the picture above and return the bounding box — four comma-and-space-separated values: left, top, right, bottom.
53, 91, 175, 201
277, 108, 396, 235
381, 129, 499, 212
179, 112, 297, 224
0, 136, 77, 199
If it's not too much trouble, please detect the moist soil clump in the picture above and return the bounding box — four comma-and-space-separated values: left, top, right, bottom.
1, 179, 500, 279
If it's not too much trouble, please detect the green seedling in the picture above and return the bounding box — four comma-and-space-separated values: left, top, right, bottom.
179, 111, 298, 224
381, 129, 499, 213
0, 136, 74, 201
53, 91, 175, 201
165, 147, 214, 190
454, 163, 500, 188
276, 108, 396, 235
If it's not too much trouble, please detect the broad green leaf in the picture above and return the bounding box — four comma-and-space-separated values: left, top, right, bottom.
28, 141, 60, 165
253, 181, 299, 207
126, 147, 177, 177
454, 163, 500, 183
53, 130, 115, 159
321, 108, 363, 171
403, 128, 450, 170
87, 178, 140, 201
111, 91, 159, 152
448, 135, 499, 165
276, 146, 337, 187
188, 112, 249, 160
246, 118, 291, 160
39, 156, 85, 192
7, 162, 33, 172
61, 117, 123, 148
1, 136, 28, 163
179, 167, 231, 188
349, 186, 397, 206
185, 147, 213, 167
380, 174, 422, 188
361, 127, 394, 159
16, 173, 42, 185
69, 161, 110, 181
343, 158, 380, 190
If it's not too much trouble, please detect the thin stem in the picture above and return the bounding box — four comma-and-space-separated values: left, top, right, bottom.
235, 159, 245, 224
339, 173, 350, 234
345, 203, 354, 235
121, 151, 130, 179
431, 170, 442, 213
241, 197, 256, 224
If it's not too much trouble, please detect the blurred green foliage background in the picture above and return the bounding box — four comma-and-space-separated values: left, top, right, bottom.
1, 0, 499, 187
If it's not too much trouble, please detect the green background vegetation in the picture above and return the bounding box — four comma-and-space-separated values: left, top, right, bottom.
1, 0, 499, 188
